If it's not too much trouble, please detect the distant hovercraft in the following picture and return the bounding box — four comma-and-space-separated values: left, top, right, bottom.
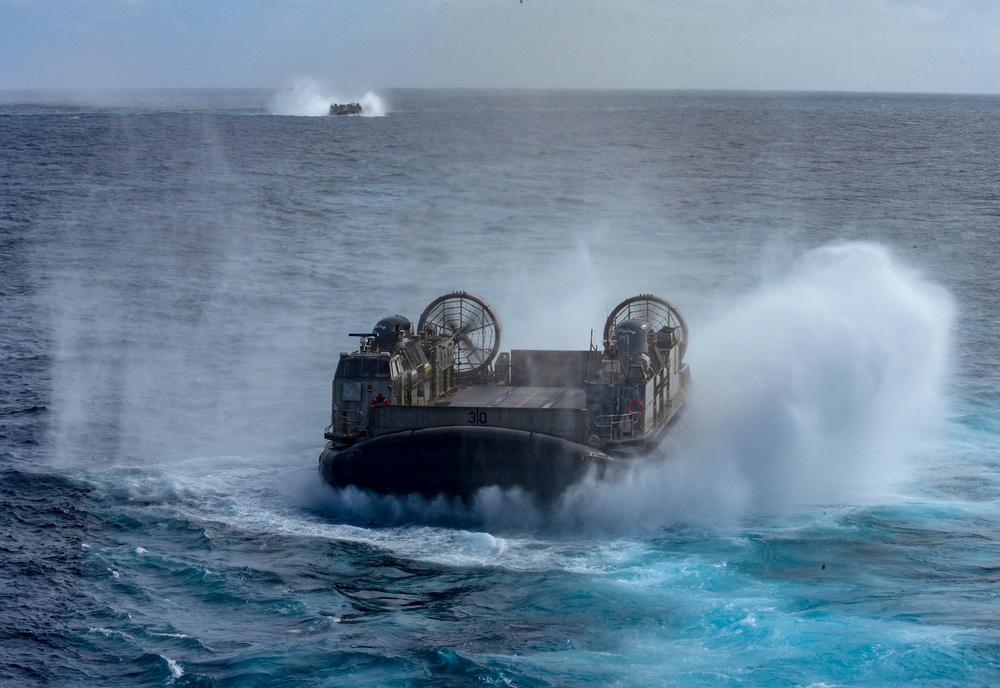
329, 102, 362, 116
318, 292, 691, 501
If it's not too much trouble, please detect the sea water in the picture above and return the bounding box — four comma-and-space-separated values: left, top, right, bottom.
2, 86, 999, 686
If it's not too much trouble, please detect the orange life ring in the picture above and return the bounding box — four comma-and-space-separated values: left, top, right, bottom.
370, 394, 389, 407
625, 397, 645, 428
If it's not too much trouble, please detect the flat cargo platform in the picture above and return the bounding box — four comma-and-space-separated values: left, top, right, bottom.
433, 385, 587, 410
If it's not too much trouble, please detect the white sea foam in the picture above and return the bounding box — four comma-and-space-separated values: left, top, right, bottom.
164, 655, 184, 680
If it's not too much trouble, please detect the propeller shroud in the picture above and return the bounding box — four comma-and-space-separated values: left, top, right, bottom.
603, 294, 688, 357
418, 291, 502, 376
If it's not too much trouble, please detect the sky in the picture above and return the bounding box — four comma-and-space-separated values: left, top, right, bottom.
2, 0, 999, 94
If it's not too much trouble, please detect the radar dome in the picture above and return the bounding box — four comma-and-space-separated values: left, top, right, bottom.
372, 315, 412, 350
615, 319, 651, 354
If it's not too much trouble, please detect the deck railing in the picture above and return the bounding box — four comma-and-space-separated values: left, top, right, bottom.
592, 412, 641, 440
328, 407, 365, 437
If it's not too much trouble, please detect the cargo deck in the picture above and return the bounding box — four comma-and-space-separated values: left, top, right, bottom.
436, 385, 586, 409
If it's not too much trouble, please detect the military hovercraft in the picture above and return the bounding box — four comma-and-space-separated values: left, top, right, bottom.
319, 292, 690, 501
329, 102, 362, 115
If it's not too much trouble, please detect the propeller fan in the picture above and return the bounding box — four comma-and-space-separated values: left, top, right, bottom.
418, 292, 502, 376
603, 294, 688, 357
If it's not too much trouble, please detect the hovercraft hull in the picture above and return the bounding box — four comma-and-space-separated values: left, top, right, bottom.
319, 425, 616, 501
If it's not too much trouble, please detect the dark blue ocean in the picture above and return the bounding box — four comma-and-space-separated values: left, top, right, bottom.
2, 87, 999, 686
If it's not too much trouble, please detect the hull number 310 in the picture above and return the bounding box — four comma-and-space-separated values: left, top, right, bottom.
467, 409, 489, 425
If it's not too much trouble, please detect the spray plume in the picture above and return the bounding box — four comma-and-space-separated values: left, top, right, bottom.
267, 76, 386, 117
559, 242, 954, 527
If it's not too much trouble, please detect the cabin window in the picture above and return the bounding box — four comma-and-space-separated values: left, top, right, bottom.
336, 359, 361, 377
336, 358, 390, 378
361, 358, 390, 377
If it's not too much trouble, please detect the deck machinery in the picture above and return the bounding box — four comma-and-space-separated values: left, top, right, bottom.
319, 292, 690, 500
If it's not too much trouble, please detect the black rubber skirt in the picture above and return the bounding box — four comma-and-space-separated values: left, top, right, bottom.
319, 425, 615, 501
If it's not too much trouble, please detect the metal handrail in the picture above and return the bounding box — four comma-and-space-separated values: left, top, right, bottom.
329, 408, 366, 437
334, 408, 365, 423
593, 411, 640, 440
593, 411, 638, 428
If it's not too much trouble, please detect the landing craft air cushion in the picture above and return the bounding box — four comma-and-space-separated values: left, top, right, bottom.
329, 102, 362, 115
319, 292, 690, 500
